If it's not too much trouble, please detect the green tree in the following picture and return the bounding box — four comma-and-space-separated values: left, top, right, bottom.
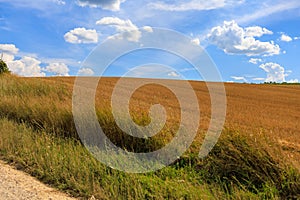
0, 59, 10, 74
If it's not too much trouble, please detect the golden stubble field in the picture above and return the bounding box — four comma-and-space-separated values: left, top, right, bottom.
44, 77, 300, 168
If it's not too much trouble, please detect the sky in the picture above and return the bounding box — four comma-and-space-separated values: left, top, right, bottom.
0, 0, 300, 83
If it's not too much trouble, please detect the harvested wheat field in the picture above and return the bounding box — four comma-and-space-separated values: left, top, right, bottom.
44, 76, 300, 168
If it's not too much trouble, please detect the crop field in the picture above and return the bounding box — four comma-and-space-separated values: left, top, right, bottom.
52, 76, 300, 166
0, 74, 299, 199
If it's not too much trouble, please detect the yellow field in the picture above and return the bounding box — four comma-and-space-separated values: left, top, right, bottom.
43, 76, 300, 168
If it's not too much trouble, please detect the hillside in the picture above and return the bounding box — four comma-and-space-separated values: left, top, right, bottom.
0, 74, 299, 199
49, 76, 300, 167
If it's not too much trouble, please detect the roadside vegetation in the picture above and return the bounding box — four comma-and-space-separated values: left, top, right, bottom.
0, 73, 299, 199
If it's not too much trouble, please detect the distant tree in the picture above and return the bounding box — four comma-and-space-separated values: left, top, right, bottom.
0, 59, 10, 74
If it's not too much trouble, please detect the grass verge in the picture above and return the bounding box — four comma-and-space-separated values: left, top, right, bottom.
1, 118, 299, 199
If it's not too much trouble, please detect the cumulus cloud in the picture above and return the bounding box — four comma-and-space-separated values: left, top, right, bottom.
249, 58, 263, 64
231, 76, 247, 82
64, 28, 98, 44
0, 44, 19, 62
7, 56, 45, 77
96, 17, 141, 42
45, 62, 69, 76
142, 26, 153, 33
287, 79, 299, 83
78, 68, 94, 76
1, 43, 72, 77
280, 33, 293, 42
167, 71, 180, 77
148, 0, 243, 11
191, 38, 200, 46
0, 43, 44, 77
77, 0, 126, 11
207, 20, 280, 56
259, 62, 287, 82
244, 26, 273, 37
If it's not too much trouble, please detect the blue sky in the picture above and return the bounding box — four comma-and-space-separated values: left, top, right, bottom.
0, 0, 300, 83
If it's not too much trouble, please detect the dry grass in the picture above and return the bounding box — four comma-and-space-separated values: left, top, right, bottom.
4, 74, 299, 167
60, 76, 300, 168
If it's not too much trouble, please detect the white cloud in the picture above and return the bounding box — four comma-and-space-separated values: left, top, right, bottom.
0, 0, 67, 11
0, 43, 45, 77
0, 44, 19, 55
238, 1, 300, 24
207, 20, 280, 56
96, 17, 141, 42
45, 62, 69, 76
1, 43, 71, 77
244, 26, 273, 37
191, 38, 200, 46
231, 76, 247, 82
167, 71, 180, 77
142, 26, 153, 33
0, 44, 19, 62
179, 67, 196, 72
125, 64, 181, 79
77, 0, 126, 11
287, 79, 299, 83
259, 62, 287, 83
78, 68, 94, 76
53, 0, 65, 5
280, 33, 293, 42
64, 28, 98, 44
7, 56, 45, 77
148, 0, 244, 11
252, 77, 265, 81
249, 58, 262, 64
294, 37, 300, 40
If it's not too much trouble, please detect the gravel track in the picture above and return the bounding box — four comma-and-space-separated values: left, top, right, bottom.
0, 161, 76, 200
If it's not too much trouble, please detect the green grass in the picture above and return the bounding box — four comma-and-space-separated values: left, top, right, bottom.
0, 118, 224, 199
0, 74, 299, 199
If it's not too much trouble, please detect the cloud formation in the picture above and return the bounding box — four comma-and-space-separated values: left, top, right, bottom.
77, 0, 126, 11
231, 76, 247, 82
207, 20, 280, 56
64, 28, 98, 44
96, 17, 141, 42
259, 62, 286, 82
148, 0, 243, 11
0, 44, 19, 62
78, 68, 94, 76
287, 79, 299, 83
238, 1, 300, 24
167, 71, 180, 77
54, 0, 65, 5
191, 38, 200, 46
0, 43, 72, 77
249, 58, 262, 64
280, 33, 293, 42
45, 62, 69, 76
8, 56, 46, 77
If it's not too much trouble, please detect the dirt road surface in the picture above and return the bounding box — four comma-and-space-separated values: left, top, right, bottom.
0, 161, 76, 200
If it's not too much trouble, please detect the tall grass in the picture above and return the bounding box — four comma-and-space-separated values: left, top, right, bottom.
0, 74, 299, 199
0, 118, 227, 199
0, 74, 76, 138
197, 131, 300, 199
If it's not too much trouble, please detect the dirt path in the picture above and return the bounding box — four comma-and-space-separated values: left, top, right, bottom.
0, 161, 76, 200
